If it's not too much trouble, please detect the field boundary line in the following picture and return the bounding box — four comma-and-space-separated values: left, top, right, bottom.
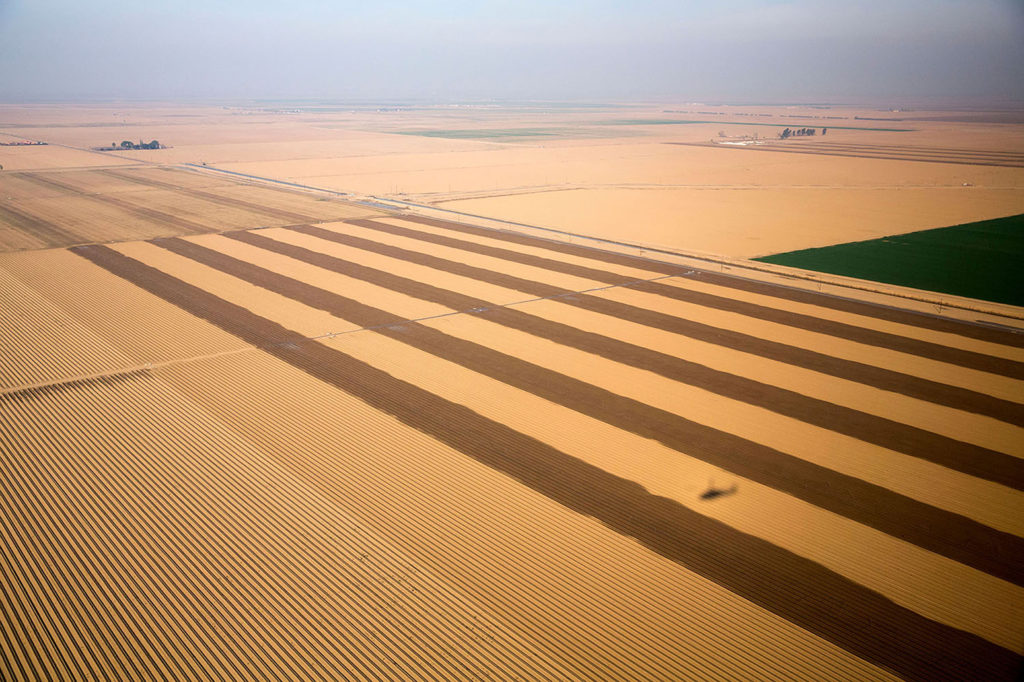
0, 270, 684, 397
171, 163, 1024, 327
68, 241, 1024, 680
301, 274, 681, 340
0, 347, 260, 398
375, 199, 1024, 327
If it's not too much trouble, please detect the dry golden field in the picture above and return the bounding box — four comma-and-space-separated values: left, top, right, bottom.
1, 211, 1023, 679
4, 101, 1024, 259
0, 143, 138, 171
1, 102, 1023, 679
0, 165, 381, 251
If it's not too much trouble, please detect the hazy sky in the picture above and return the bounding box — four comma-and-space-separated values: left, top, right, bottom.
1, 0, 1022, 102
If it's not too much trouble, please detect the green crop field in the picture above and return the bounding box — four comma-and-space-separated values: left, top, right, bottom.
753, 214, 1024, 306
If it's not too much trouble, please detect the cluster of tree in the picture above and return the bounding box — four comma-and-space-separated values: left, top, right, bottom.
112, 139, 161, 150
779, 127, 826, 139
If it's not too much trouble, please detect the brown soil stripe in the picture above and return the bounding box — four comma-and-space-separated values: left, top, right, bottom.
11, 172, 210, 236
572, 294, 1024, 425
151, 236, 1024, 585
70, 242, 1024, 681
96, 195, 211, 235
0, 201, 79, 247
244, 228, 1024, 490
353, 217, 1024, 377
622, 280, 1024, 379
395, 215, 1024, 348
98, 169, 318, 224
299, 224, 1024, 424
347, 217, 642, 284
10, 171, 102, 197
289, 223, 571, 297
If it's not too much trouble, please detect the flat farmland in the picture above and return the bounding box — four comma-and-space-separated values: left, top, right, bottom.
0, 142, 138, 171
6, 102, 1023, 259
197, 108, 1024, 258
2, 209, 1023, 680
0, 166, 382, 251
434, 184, 1024, 258
3, 102, 1024, 679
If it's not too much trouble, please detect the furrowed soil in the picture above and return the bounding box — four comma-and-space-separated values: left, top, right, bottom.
3, 102, 1024, 681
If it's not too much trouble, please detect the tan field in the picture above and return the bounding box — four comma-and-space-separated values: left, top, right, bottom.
436, 184, 1024, 257
2, 102, 1023, 679
0, 143, 138, 171
3, 102, 1023, 257
0, 165, 382, 251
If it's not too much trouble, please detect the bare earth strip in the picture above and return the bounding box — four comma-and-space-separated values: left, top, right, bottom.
155, 350, 897, 680
229, 227, 1024, 490
304, 222, 1024, 424
355, 218, 1024, 392
10, 172, 210, 238
84, 194, 211, 236
266, 225, 1024, 458
134, 168, 386, 222
202, 185, 377, 222
0, 200, 80, 249
513, 294, 1024, 460
344, 215, 1024, 361
0, 168, 386, 251
0, 249, 248, 367
97, 169, 319, 225
383, 215, 1024, 372
322, 326, 1024, 650
626, 278, 1023, 378
313, 222, 1024, 419
600, 285, 1024, 403
131, 237, 1024, 587
654, 275, 1024, 363
69, 242, 1024, 681
395, 215, 1024, 347
359, 218, 1024, 402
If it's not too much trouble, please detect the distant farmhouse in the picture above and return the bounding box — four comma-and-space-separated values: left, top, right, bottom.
95, 139, 163, 151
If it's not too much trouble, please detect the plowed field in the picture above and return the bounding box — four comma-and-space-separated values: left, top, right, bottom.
2, 212, 1022, 680
0, 166, 381, 251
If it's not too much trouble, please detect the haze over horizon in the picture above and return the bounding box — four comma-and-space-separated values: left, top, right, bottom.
1, 0, 1022, 104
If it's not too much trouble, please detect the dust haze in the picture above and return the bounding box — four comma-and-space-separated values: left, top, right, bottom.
1, 0, 1022, 102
